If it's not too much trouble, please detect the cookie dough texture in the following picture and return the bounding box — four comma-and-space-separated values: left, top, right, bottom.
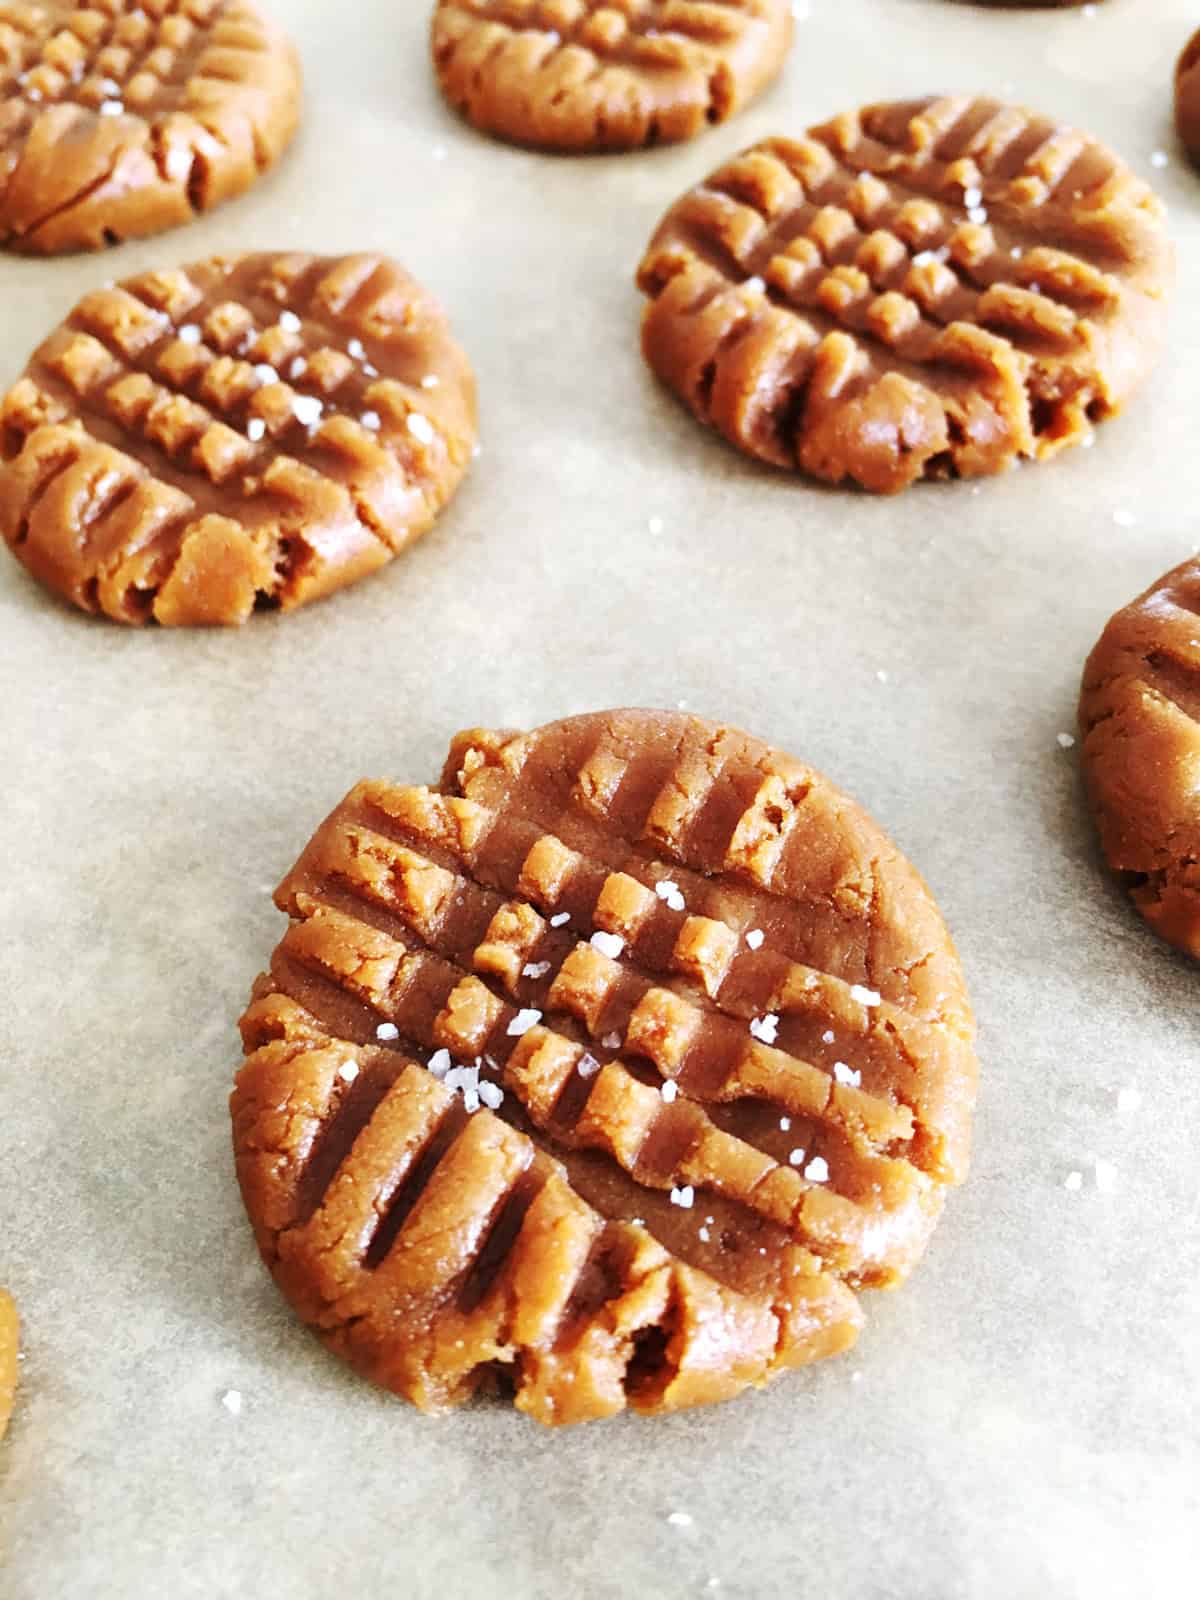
1176, 27, 1200, 168
0, 251, 477, 625
430, 0, 793, 153
0, 1, 301, 255
1079, 558, 1200, 959
232, 710, 979, 1426
0, 1291, 17, 1441
636, 96, 1172, 493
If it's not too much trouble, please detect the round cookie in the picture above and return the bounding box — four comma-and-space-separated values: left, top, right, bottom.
232, 710, 979, 1426
0, 2, 301, 255
429, 0, 793, 153
0, 252, 477, 626
1176, 28, 1200, 168
1079, 557, 1200, 959
636, 96, 1172, 493
0, 1291, 17, 1441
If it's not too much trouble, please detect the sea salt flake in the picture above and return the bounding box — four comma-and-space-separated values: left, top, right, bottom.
292, 395, 323, 428
833, 1061, 861, 1087
577, 1053, 601, 1079
347, 338, 366, 360
745, 928, 765, 950
1150, 150, 1169, 169
661, 1080, 679, 1103
278, 310, 301, 333
749, 1013, 779, 1045
337, 1060, 360, 1084
407, 413, 435, 444
445, 1063, 480, 1094
360, 410, 382, 431
1057, 732, 1075, 749
590, 930, 625, 959
822, 1029, 835, 1044
253, 363, 279, 385
178, 323, 202, 344
245, 418, 266, 443
99, 77, 120, 95
780, 1116, 791, 1130
805, 1156, 830, 1183
698, 1225, 711, 1242
478, 1080, 504, 1111
550, 912, 571, 927
427, 1048, 452, 1078
99, 99, 123, 116
962, 185, 983, 208
522, 961, 551, 980
1064, 1170, 1084, 1191
421, 374, 440, 389
670, 1185, 695, 1209
967, 205, 988, 225
1010, 245, 1024, 259
375, 1022, 399, 1041
788, 1148, 805, 1166
1116, 1086, 1141, 1113
507, 1008, 542, 1037
602, 1031, 621, 1050
363, 362, 379, 377
289, 357, 307, 380
666, 1512, 693, 1528
654, 879, 685, 912
849, 984, 881, 1007
1094, 1158, 1118, 1192
221, 1390, 243, 1415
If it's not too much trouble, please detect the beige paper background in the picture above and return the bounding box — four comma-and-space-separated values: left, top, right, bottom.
2, 1, 1199, 1595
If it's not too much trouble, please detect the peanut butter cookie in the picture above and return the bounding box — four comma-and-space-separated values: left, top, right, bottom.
636, 97, 1171, 492
0, 252, 477, 625
0, 1, 301, 254
430, 1, 793, 153
1080, 557, 1200, 959
233, 710, 978, 1426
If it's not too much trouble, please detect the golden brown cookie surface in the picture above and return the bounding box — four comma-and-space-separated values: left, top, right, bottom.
0, 1291, 17, 1441
232, 710, 978, 1426
430, 0, 793, 153
0, 251, 477, 626
0, 1, 301, 254
1176, 28, 1200, 168
1079, 559, 1200, 960
636, 97, 1172, 493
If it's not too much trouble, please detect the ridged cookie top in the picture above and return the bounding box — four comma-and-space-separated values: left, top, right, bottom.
233, 712, 978, 1426
0, 251, 477, 625
431, 0, 793, 152
0, 1, 301, 253
1079, 558, 1200, 959
637, 96, 1171, 492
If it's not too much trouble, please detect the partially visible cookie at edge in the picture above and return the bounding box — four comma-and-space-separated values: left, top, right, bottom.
0, 1, 302, 254
636, 96, 1172, 492
0, 252, 477, 626
1176, 27, 1200, 168
430, 0, 794, 153
0, 1291, 17, 1441
232, 708, 979, 1426
1079, 557, 1200, 959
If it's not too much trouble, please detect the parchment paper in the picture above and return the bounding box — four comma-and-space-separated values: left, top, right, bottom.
2, 2, 1198, 1595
